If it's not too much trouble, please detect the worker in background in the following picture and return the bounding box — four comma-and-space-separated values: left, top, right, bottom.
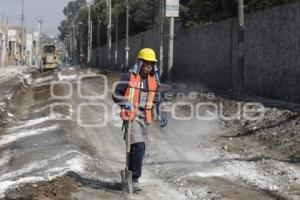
113, 48, 168, 191
14, 52, 20, 65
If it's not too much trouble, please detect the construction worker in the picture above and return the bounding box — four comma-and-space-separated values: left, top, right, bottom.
113, 48, 168, 191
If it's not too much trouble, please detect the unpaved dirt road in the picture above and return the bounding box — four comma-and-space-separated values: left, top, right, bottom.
1, 66, 300, 200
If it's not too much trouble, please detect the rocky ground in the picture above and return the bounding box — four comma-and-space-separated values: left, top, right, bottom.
167, 83, 300, 199
0, 66, 299, 200
218, 98, 300, 159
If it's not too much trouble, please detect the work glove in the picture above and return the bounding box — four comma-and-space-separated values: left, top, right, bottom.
123, 102, 133, 111
160, 112, 168, 128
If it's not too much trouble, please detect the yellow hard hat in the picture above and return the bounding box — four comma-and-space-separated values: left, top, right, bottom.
137, 48, 157, 62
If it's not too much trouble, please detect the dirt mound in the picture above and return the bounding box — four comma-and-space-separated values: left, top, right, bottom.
0, 66, 36, 126
256, 116, 300, 159
0, 80, 30, 127
164, 83, 300, 160
0, 99, 11, 127
5, 177, 78, 200
214, 96, 300, 160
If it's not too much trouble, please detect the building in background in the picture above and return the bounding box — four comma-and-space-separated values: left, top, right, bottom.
0, 24, 8, 67
25, 33, 33, 66
8, 27, 21, 65
0, 24, 49, 67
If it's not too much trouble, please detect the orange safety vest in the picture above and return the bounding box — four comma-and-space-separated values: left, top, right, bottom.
120, 73, 158, 124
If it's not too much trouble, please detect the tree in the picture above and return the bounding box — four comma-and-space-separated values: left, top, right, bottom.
73, 0, 159, 46
58, 0, 87, 42
180, 0, 297, 28
59, 0, 297, 44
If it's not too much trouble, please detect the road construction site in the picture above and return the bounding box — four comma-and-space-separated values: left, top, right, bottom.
0, 65, 299, 200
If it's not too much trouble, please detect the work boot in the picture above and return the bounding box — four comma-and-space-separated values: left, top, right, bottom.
132, 178, 142, 191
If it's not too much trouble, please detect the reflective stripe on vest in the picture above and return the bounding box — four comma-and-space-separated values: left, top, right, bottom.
120, 73, 158, 124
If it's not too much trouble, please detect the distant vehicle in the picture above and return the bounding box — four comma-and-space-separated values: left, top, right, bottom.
41, 44, 58, 72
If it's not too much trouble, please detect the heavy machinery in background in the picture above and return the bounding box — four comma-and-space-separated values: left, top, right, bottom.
41, 44, 58, 72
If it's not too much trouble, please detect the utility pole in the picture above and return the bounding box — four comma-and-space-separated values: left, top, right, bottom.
87, 1, 91, 63
97, 20, 101, 65
37, 19, 43, 66
72, 24, 76, 64
90, 21, 93, 64
114, 13, 118, 66
166, 0, 179, 82
75, 24, 78, 64
65, 37, 68, 62
78, 29, 82, 64
70, 27, 73, 63
20, 0, 25, 65
1, 13, 4, 67
5, 17, 8, 66
1, 13, 3, 34
107, 0, 112, 66
68, 35, 72, 63
237, 0, 245, 99
167, 17, 174, 82
125, 0, 129, 69
159, 0, 165, 76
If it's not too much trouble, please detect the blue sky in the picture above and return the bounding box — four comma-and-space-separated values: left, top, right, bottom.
0, 0, 71, 35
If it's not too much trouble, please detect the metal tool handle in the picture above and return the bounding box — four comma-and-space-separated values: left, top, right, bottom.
126, 120, 132, 168
126, 120, 132, 153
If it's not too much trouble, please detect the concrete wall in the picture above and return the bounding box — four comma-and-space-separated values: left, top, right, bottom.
243, 3, 300, 103
92, 2, 300, 104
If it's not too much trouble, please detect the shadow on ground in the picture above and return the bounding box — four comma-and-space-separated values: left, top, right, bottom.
65, 171, 122, 191
4, 171, 122, 200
